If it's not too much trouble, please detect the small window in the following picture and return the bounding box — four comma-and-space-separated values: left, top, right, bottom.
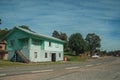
49, 42, 51, 46
45, 53, 47, 58
34, 52, 37, 58
0, 46, 2, 49
10, 40, 15, 47
59, 53, 61, 58
24, 39, 28, 48
33, 39, 40, 45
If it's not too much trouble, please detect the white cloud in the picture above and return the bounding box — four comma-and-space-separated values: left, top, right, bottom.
0, 0, 120, 51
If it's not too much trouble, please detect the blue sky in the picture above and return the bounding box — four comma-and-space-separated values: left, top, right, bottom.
0, 0, 120, 51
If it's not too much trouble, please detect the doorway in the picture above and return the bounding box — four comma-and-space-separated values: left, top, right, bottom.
51, 53, 56, 62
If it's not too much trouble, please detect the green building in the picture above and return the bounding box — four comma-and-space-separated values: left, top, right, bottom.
4, 27, 65, 62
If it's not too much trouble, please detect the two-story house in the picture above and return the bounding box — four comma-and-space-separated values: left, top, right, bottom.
3, 27, 66, 62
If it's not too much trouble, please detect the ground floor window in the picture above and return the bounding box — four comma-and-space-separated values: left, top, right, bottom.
49, 42, 51, 47
45, 52, 47, 58
0, 46, 2, 49
10, 40, 15, 47
34, 52, 37, 58
59, 53, 61, 58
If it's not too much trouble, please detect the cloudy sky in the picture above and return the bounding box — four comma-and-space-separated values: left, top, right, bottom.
0, 0, 120, 51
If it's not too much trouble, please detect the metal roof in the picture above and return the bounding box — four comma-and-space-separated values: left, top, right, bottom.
15, 27, 66, 43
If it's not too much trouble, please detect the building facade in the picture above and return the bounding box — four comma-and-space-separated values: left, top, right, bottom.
4, 27, 65, 62
0, 41, 8, 60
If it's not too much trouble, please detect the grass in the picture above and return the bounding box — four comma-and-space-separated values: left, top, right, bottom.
64, 55, 88, 62
0, 60, 24, 67
64, 52, 89, 62
0, 52, 89, 67
0, 60, 66, 67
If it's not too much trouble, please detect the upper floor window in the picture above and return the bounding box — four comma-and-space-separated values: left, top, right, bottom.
33, 39, 40, 45
34, 52, 37, 58
49, 41, 51, 47
10, 40, 15, 47
23, 39, 28, 48
45, 52, 48, 58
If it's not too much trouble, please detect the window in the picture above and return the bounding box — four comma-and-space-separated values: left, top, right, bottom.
33, 39, 40, 45
45, 52, 47, 58
10, 40, 15, 47
49, 42, 51, 47
24, 39, 28, 48
34, 52, 37, 58
59, 53, 61, 58
0, 46, 2, 49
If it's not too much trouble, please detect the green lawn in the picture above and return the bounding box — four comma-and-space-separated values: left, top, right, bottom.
64, 55, 88, 62
64, 52, 89, 62
0, 52, 89, 67
0, 60, 24, 67
0, 60, 69, 68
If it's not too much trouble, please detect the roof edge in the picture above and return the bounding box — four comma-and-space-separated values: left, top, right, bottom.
16, 27, 67, 43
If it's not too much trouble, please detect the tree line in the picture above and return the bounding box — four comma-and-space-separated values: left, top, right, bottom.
52, 30, 101, 56
0, 28, 10, 40
107, 50, 120, 57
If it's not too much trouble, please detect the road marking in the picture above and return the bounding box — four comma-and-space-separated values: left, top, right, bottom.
65, 66, 79, 70
96, 63, 102, 65
86, 64, 93, 67
31, 69, 54, 73
0, 74, 7, 77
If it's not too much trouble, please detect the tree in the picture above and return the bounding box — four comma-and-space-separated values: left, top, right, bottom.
52, 30, 68, 51
0, 19, 10, 41
60, 32, 68, 51
0, 28, 10, 41
60, 32, 67, 41
52, 30, 60, 39
52, 30, 67, 41
19, 25, 31, 31
69, 33, 86, 55
85, 33, 101, 56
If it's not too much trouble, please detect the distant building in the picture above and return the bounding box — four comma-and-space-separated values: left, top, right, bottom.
0, 41, 8, 60
3, 27, 66, 62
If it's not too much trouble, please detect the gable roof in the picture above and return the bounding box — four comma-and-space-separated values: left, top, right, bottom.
4, 27, 66, 43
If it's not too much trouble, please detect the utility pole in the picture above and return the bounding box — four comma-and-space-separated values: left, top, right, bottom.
0, 19, 1, 24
